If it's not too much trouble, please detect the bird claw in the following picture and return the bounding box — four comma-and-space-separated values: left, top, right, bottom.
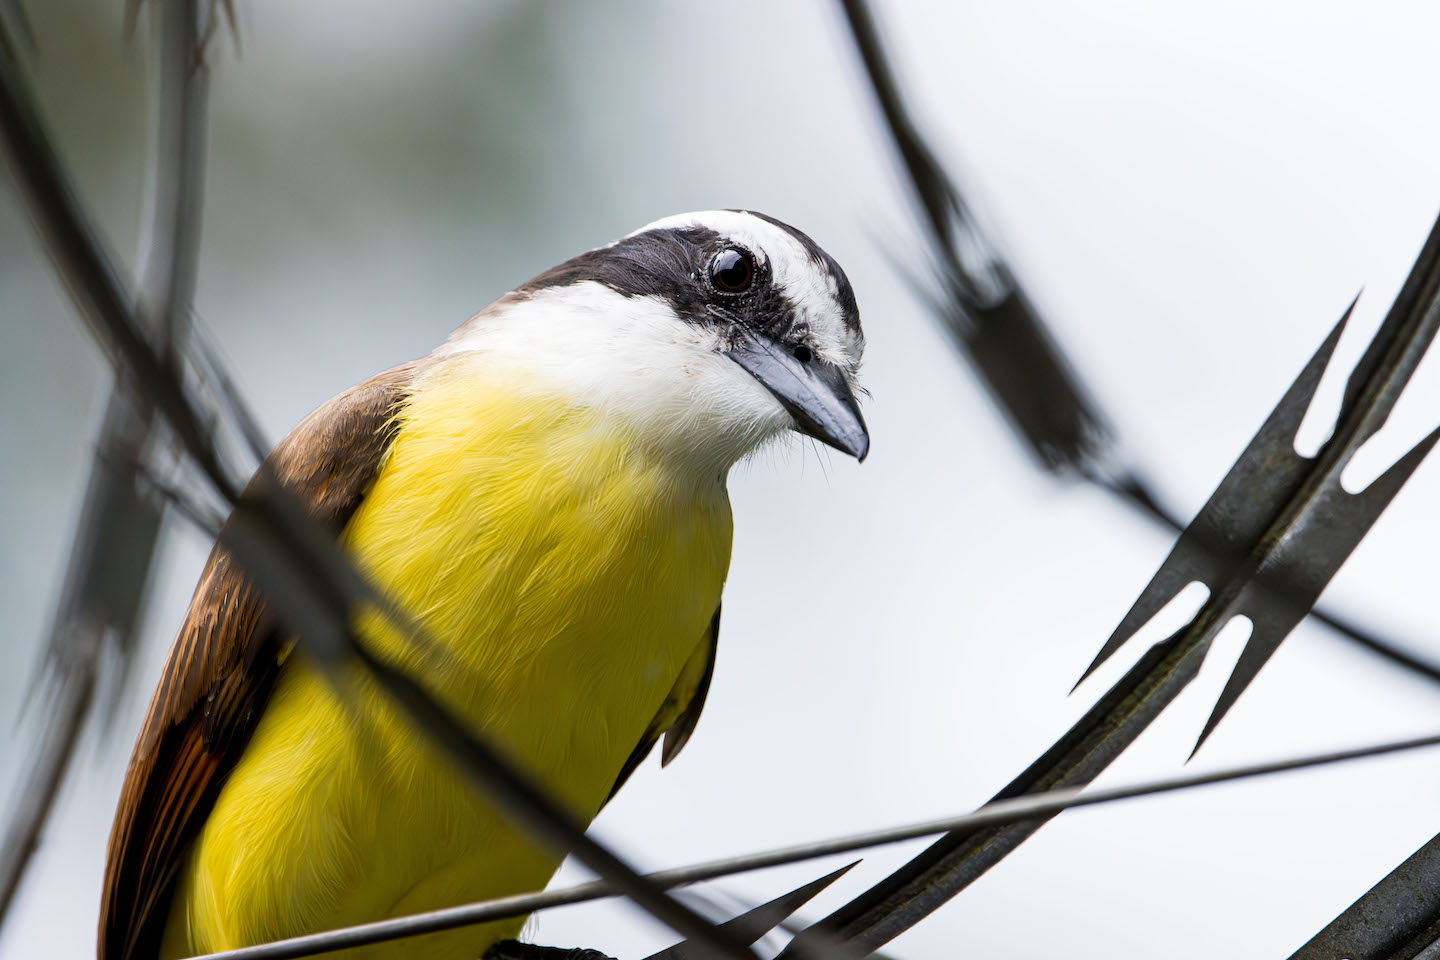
482, 940, 617, 960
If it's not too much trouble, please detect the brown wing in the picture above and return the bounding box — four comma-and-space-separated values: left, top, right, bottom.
606, 607, 721, 805
98, 361, 422, 960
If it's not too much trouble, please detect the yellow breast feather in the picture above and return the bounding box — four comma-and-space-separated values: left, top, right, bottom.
163, 353, 732, 959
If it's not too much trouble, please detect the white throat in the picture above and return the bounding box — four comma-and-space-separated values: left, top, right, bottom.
434, 282, 794, 480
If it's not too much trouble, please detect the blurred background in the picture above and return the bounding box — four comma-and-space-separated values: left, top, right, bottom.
3, 1, 1440, 957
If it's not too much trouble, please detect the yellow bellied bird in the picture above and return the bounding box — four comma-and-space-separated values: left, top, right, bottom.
99, 211, 868, 960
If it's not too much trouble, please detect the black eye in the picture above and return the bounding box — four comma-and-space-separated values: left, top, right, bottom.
708, 247, 755, 293
793, 344, 813, 363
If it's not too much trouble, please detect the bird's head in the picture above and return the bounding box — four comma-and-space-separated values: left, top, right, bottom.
442, 210, 867, 475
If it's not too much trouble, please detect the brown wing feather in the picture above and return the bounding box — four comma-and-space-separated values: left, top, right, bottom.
605, 607, 721, 805
97, 361, 422, 960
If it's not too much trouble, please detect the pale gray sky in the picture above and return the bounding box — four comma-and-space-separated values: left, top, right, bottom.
3, 2, 1440, 958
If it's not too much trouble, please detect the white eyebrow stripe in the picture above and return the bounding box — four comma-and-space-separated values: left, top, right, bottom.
631, 210, 803, 273
627, 210, 864, 375
634, 210, 832, 318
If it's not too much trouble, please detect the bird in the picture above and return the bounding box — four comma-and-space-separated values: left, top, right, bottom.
98, 210, 868, 960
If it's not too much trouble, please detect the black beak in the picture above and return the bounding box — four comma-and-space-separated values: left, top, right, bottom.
725, 328, 870, 462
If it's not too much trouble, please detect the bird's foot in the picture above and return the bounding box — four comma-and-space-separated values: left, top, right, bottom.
483, 939, 618, 960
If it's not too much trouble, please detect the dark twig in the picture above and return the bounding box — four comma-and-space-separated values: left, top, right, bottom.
0, 665, 91, 921
476, 870, 861, 960
0, 27, 751, 960
836, 0, 1440, 688
124, 0, 237, 54
1091, 471, 1440, 686
835, 0, 1112, 475
132, 457, 225, 538
344, 643, 760, 960
830, 5, 1440, 950
0, 1, 228, 494
0, 0, 208, 924
190, 726, 1440, 960
645, 864, 861, 960
191, 327, 271, 467
1290, 830, 1440, 960
0, 0, 33, 56
1278, 231, 1440, 960
668, 887, 903, 960
783, 216, 1440, 954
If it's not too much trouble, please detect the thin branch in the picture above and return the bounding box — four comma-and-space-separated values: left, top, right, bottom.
1289, 829, 1440, 960
343, 643, 761, 960
836, 0, 1440, 691
187, 728, 1440, 960
191, 327, 271, 467
0, 668, 91, 919
785, 216, 1440, 954
0, 1, 229, 494
828, 3, 1440, 949
1093, 471, 1440, 686
0, 0, 34, 56
132, 457, 225, 537
0, 0, 207, 923
639, 862, 858, 960
0, 29, 751, 960
834, 0, 1112, 474
668, 888, 903, 960
853, 0, 1440, 703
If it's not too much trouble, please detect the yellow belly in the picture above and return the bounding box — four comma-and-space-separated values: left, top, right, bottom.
160, 356, 734, 959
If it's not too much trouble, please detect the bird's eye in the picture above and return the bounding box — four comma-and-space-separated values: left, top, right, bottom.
793, 344, 814, 363
708, 247, 755, 294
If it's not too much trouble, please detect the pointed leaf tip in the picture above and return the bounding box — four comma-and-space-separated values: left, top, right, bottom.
643, 862, 859, 960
